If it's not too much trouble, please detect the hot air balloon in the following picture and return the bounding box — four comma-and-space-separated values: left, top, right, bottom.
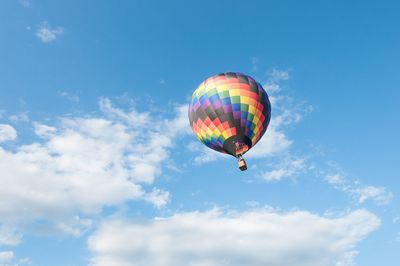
188, 72, 271, 171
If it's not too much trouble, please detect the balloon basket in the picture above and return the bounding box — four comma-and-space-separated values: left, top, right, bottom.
238, 158, 247, 171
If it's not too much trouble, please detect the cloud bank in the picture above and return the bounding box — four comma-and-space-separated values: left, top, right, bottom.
88, 208, 380, 266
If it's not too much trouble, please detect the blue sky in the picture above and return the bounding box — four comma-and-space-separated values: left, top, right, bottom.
0, 0, 399, 265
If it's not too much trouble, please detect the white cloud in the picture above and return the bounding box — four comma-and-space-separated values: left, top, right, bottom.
88, 208, 380, 266
246, 125, 292, 159
0, 250, 30, 266
0, 118, 143, 240
324, 172, 393, 205
353, 186, 393, 205
18, 258, 32, 265
144, 189, 170, 208
126, 131, 171, 183
261, 157, 306, 182
36, 22, 63, 43
0, 226, 22, 246
100, 100, 188, 184
166, 104, 192, 136
33, 122, 57, 138
0, 99, 184, 243
0, 251, 14, 262
99, 98, 149, 127
0, 125, 17, 143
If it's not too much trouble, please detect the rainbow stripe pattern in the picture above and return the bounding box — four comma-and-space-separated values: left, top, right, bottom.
188, 72, 271, 157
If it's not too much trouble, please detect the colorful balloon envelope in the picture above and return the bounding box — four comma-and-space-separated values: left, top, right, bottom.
188, 72, 271, 170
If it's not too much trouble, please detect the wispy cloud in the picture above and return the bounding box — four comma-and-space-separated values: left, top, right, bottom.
260, 157, 307, 182
88, 208, 379, 266
269, 68, 290, 82
9, 112, 29, 122
36, 22, 64, 43
59, 91, 80, 103
354, 186, 393, 205
325, 171, 393, 205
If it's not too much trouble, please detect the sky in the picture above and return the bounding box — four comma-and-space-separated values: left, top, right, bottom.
0, 0, 399, 265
